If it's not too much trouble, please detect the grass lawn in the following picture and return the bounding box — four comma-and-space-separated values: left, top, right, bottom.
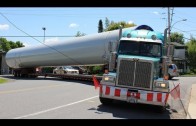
0, 78, 7, 84
180, 72, 196, 77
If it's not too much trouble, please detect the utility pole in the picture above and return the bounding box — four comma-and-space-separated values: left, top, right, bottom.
168, 7, 171, 43
167, 7, 173, 63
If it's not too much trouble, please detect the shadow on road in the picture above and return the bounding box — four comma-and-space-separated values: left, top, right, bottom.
91, 101, 172, 119
0, 75, 94, 86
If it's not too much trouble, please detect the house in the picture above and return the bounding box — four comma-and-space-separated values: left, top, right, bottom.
170, 42, 188, 73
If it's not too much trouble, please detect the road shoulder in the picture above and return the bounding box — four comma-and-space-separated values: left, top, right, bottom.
187, 84, 196, 119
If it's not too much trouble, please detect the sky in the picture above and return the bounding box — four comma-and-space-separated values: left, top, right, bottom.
0, 7, 196, 47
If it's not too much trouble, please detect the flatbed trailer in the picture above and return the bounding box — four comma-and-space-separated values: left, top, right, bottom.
29, 73, 103, 81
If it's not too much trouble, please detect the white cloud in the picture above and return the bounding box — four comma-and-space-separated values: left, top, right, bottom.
152, 11, 159, 15
0, 24, 9, 30
128, 20, 134, 24
45, 37, 60, 43
69, 23, 79, 28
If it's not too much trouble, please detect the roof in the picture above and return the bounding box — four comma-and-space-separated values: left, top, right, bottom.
173, 57, 186, 61
170, 42, 186, 47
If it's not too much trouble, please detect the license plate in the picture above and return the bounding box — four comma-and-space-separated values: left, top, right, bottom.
127, 96, 137, 103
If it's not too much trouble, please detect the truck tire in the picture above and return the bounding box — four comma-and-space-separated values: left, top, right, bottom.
99, 97, 113, 105
169, 74, 173, 80
156, 106, 166, 113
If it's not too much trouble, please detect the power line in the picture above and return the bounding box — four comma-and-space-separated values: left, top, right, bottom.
173, 15, 196, 25
168, 26, 196, 41
183, 37, 192, 41
170, 11, 196, 31
172, 27, 196, 40
182, 30, 196, 32
177, 21, 196, 30
173, 27, 196, 36
0, 12, 85, 66
172, 14, 196, 32
173, 9, 196, 21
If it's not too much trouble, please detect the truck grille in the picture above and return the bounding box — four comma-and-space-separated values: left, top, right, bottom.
117, 59, 152, 89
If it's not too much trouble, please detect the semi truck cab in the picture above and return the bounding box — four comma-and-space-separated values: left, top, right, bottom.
99, 25, 170, 111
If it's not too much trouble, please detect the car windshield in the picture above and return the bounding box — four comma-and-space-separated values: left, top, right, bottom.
63, 66, 74, 69
118, 40, 162, 57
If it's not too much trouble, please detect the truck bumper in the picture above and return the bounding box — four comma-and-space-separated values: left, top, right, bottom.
99, 85, 169, 106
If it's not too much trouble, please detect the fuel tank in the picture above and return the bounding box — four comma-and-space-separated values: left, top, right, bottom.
6, 27, 136, 68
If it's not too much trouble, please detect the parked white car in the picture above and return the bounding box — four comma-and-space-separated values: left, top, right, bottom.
168, 64, 179, 79
53, 66, 79, 74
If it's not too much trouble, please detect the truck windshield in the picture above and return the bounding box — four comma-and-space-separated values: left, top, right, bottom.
118, 40, 162, 57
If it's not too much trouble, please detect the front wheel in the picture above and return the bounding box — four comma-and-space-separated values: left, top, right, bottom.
155, 106, 166, 113
99, 97, 113, 105
169, 74, 173, 80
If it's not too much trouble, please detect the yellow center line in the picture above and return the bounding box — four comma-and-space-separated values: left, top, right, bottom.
0, 84, 69, 94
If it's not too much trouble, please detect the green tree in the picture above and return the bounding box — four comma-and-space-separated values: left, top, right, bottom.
15, 41, 24, 47
0, 38, 11, 52
0, 38, 25, 52
75, 31, 86, 37
98, 19, 103, 33
105, 21, 136, 31
170, 32, 185, 45
186, 36, 196, 73
105, 17, 110, 30
9, 41, 18, 49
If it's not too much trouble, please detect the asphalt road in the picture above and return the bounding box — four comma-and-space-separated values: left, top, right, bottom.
0, 75, 195, 119
167, 76, 196, 118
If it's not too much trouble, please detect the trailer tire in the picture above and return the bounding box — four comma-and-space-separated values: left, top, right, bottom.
14, 72, 17, 77
99, 97, 113, 105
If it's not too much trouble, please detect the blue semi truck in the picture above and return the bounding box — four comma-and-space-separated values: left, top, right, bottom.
99, 25, 170, 111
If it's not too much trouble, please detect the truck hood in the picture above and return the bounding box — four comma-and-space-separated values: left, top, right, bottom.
118, 55, 160, 62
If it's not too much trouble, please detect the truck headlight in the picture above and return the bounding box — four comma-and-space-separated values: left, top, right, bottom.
160, 83, 166, 88
103, 76, 115, 83
154, 81, 168, 88
156, 83, 166, 88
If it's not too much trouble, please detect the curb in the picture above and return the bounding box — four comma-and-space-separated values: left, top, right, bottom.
187, 84, 196, 119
